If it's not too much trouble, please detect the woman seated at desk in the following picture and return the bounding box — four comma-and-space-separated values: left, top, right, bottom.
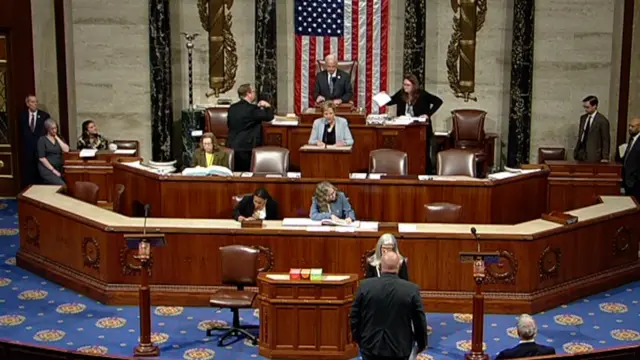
77, 120, 109, 150
38, 119, 70, 185
308, 102, 354, 147
365, 233, 409, 280
191, 132, 230, 168
234, 188, 279, 222
309, 181, 356, 222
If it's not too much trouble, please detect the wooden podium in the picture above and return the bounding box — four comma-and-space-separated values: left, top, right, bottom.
300, 145, 352, 178
257, 273, 359, 360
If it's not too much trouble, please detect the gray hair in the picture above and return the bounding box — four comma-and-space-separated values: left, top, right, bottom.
516, 314, 537, 340
43, 118, 58, 133
368, 233, 403, 266
325, 54, 337, 64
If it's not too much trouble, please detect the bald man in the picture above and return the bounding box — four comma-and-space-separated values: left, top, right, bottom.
313, 54, 353, 106
350, 251, 427, 360
622, 117, 640, 201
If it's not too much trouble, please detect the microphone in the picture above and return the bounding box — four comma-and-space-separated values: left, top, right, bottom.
143, 204, 151, 235
471, 227, 480, 251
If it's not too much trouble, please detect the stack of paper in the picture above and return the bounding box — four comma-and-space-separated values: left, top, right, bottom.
114, 149, 136, 155
349, 173, 367, 179
372, 92, 392, 107
283, 218, 322, 226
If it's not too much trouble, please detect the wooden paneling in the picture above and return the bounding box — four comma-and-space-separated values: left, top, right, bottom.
113, 163, 549, 224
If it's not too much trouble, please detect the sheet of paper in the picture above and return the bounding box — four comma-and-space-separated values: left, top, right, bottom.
334, 226, 356, 233
323, 275, 350, 281
418, 175, 433, 181
271, 117, 299, 126
349, 173, 367, 180
306, 226, 332, 232
434, 131, 451, 136
241, 172, 253, 177
368, 173, 385, 180
266, 274, 290, 281
191, 130, 203, 137
359, 221, 379, 231
79, 149, 97, 158
488, 171, 519, 180
114, 149, 136, 155
266, 174, 283, 178
619, 143, 628, 156
388, 116, 414, 125
372, 92, 392, 107
287, 172, 301, 179
398, 223, 418, 233
282, 218, 322, 226
326, 145, 353, 150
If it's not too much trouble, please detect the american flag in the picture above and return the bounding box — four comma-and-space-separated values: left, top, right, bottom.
294, 0, 389, 114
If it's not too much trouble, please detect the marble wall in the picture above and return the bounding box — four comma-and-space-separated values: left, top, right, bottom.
530, 0, 621, 163
629, 1, 640, 125
31, 0, 59, 125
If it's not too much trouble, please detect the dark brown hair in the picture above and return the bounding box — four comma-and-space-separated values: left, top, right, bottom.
401, 74, 421, 105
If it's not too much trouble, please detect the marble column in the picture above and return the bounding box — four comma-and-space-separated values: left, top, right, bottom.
255, 0, 277, 105
506, 0, 535, 167
149, 0, 173, 161
403, 0, 426, 85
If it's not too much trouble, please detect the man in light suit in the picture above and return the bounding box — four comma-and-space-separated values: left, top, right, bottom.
622, 117, 640, 201
19, 95, 50, 188
573, 95, 610, 162
313, 54, 353, 106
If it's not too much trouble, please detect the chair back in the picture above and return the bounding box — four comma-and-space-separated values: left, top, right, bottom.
369, 149, 408, 175
113, 184, 125, 213
538, 147, 566, 164
437, 149, 476, 177
112, 140, 139, 152
250, 146, 290, 175
204, 107, 230, 145
72, 181, 99, 205
221, 147, 235, 170
424, 202, 463, 223
360, 249, 375, 277
219, 245, 272, 287
317, 60, 358, 93
451, 109, 486, 148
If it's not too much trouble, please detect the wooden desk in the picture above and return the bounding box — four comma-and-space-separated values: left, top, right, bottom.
17, 185, 640, 314
258, 273, 358, 360
263, 123, 428, 174
63, 151, 140, 204
299, 145, 352, 178
524, 161, 623, 212
299, 110, 366, 125
113, 163, 549, 224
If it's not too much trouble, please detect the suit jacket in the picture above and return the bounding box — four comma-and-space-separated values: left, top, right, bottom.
227, 99, 274, 151
308, 117, 354, 145
190, 147, 230, 168
622, 135, 640, 190
350, 273, 428, 358
310, 191, 356, 220
365, 259, 409, 281
495, 342, 556, 359
20, 109, 50, 159
233, 195, 279, 220
573, 112, 610, 162
313, 69, 353, 102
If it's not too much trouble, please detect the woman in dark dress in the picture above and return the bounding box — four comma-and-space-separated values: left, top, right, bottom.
233, 188, 279, 222
365, 233, 409, 280
38, 119, 70, 185
76, 119, 109, 150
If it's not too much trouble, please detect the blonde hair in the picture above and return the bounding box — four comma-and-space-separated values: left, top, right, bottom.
314, 181, 337, 213
368, 233, 404, 266
320, 101, 336, 114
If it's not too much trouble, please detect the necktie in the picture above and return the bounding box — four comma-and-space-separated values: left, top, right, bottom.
582, 115, 592, 144
625, 135, 637, 164
30, 113, 35, 132
328, 75, 334, 95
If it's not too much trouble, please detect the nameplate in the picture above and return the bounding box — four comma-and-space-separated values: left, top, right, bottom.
542, 211, 578, 225
241, 220, 263, 228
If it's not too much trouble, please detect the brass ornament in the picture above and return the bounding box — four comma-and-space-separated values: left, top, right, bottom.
446, 0, 488, 101
198, 0, 238, 97
538, 246, 561, 281
82, 237, 100, 270
612, 226, 631, 256
484, 250, 518, 284
23, 216, 40, 248
120, 246, 153, 276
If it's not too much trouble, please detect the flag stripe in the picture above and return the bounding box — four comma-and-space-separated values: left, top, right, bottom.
352, 0, 359, 108
365, 0, 373, 113
323, 37, 331, 58
380, 0, 388, 114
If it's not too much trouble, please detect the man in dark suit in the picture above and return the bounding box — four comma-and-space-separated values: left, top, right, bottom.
226, 84, 274, 171
622, 117, 640, 201
496, 314, 555, 359
350, 251, 427, 360
573, 95, 610, 162
19, 95, 50, 188
313, 54, 353, 106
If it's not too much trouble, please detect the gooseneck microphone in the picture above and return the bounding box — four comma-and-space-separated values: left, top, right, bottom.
471, 227, 480, 251
143, 204, 151, 235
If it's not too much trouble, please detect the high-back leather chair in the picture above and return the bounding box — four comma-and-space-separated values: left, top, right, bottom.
437, 149, 476, 177
204, 107, 230, 146
369, 149, 408, 175
72, 181, 100, 205
451, 109, 488, 175
207, 245, 272, 346
424, 202, 463, 223
112, 140, 139, 152
537, 147, 566, 164
112, 184, 125, 213
221, 147, 235, 170
317, 60, 358, 94
250, 146, 290, 175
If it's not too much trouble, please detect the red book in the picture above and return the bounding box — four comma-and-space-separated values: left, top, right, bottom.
289, 268, 301, 280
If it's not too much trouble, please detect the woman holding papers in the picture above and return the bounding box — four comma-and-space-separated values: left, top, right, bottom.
309, 181, 356, 223
77, 120, 109, 150
191, 132, 230, 168
365, 233, 409, 280
308, 102, 354, 147
234, 188, 279, 221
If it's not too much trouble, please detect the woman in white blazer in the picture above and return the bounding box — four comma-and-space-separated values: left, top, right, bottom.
308, 101, 354, 146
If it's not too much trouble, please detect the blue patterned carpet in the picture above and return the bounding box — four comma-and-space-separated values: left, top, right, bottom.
0, 199, 638, 359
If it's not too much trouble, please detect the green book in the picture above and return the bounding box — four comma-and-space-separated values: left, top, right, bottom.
310, 268, 323, 281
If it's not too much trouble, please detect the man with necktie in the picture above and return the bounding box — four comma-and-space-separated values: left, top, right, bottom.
573, 95, 610, 162
622, 117, 640, 201
313, 54, 353, 106
19, 95, 50, 188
